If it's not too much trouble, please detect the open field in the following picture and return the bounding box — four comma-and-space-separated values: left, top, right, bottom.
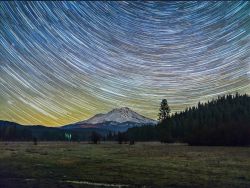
0, 142, 250, 188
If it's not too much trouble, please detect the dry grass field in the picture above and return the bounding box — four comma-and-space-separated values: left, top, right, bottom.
0, 142, 250, 188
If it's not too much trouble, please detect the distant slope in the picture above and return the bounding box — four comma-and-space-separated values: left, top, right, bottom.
0, 120, 33, 141
0, 120, 109, 141
0, 120, 24, 127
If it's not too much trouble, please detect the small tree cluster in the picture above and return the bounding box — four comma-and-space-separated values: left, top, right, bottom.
90, 131, 101, 144
117, 132, 128, 144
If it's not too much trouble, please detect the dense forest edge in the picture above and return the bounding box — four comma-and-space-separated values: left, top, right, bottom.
0, 93, 249, 146
126, 93, 250, 146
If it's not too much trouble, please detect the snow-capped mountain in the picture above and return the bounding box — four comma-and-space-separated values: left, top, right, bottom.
79, 107, 156, 125
62, 107, 157, 131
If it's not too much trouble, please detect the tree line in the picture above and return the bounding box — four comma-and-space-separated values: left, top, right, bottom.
124, 93, 250, 146
1, 93, 249, 146
0, 122, 32, 141
0, 122, 108, 142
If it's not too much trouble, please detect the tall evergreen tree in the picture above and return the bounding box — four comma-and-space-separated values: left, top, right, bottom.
158, 99, 171, 121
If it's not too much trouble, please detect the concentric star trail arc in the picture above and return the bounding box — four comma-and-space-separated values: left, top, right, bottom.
0, 2, 250, 126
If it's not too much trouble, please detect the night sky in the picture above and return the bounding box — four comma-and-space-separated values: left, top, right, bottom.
1, 2, 250, 126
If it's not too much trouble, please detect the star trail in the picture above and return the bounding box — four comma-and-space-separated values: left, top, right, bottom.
0, 2, 250, 126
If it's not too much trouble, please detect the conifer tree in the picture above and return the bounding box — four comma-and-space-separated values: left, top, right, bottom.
158, 99, 171, 121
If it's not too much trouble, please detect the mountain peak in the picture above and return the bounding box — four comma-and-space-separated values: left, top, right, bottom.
76, 107, 157, 125
63, 107, 157, 130
110, 107, 131, 113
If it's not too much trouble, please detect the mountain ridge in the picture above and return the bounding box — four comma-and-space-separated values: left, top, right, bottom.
62, 107, 157, 131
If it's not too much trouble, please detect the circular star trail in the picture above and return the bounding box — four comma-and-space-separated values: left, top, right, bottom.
0, 2, 250, 126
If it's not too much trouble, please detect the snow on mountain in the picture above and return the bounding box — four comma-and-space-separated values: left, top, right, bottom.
62, 107, 157, 131
76, 107, 156, 125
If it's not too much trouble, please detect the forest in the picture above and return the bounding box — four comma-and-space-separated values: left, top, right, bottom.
126, 93, 250, 146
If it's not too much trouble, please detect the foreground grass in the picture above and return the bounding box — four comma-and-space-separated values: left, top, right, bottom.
0, 142, 250, 188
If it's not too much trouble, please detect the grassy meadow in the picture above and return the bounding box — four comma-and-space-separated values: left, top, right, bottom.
0, 142, 250, 188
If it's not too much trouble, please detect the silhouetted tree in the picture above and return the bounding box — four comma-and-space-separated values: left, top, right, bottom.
90, 131, 101, 144
117, 132, 123, 144
33, 137, 37, 145
117, 132, 128, 144
158, 99, 171, 121
106, 131, 113, 141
